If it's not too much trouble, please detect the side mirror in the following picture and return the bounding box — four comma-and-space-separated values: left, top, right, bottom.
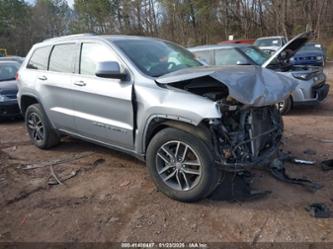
95, 61, 127, 80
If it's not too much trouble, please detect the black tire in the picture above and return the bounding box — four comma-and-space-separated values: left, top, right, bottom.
146, 128, 220, 202
25, 104, 60, 149
276, 96, 292, 115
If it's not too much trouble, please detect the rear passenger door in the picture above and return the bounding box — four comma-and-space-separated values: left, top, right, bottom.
71, 42, 134, 149
41, 43, 79, 132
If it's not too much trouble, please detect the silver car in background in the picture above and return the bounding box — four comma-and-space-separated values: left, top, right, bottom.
189, 32, 329, 114
254, 35, 288, 55
17, 34, 296, 202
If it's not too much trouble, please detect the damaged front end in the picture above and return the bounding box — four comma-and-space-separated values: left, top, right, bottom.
209, 102, 283, 171
156, 65, 297, 171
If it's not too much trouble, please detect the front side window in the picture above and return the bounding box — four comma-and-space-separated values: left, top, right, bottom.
49, 44, 77, 73
27, 46, 52, 70
214, 48, 248, 65
80, 43, 119, 76
113, 39, 201, 77
0, 63, 19, 81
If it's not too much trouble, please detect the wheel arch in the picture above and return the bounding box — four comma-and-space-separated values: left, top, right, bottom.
20, 94, 40, 115
143, 117, 213, 155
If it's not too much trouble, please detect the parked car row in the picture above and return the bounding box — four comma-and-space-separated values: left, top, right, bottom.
190, 32, 329, 114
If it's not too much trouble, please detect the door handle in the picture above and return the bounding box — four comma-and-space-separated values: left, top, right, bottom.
74, 81, 86, 87
38, 75, 47, 81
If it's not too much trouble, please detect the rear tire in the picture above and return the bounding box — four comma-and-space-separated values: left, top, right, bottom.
25, 104, 60, 149
146, 128, 220, 202
276, 96, 292, 115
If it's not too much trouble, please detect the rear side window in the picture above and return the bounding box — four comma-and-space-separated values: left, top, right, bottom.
49, 44, 77, 73
193, 50, 212, 65
27, 46, 51, 70
80, 43, 119, 76
214, 48, 248, 65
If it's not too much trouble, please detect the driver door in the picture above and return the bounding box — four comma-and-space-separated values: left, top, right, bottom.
71, 42, 134, 149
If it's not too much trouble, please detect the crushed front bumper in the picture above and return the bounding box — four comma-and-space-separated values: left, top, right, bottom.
210, 105, 283, 171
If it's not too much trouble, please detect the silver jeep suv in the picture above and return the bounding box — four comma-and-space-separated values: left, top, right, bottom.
17, 34, 296, 202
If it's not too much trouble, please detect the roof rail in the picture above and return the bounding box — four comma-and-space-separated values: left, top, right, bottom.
43, 33, 96, 42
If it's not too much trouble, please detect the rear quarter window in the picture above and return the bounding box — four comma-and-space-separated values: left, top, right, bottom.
49, 43, 77, 73
27, 46, 52, 70
193, 50, 212, 65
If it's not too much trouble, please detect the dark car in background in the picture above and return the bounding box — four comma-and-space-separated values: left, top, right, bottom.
290, 42, 326, 67
0, 61, 21, 119
0, 56, 25, 64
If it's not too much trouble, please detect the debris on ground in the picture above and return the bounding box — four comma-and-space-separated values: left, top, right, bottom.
48, 168, 80, 185
49, 165, 64, 185
320, 139, 333, 144
209, 171, 271, 201
22, 151, 94, 170
92, 158, 106, 166
120, 180, 131, 187
303, 149, 317, 155
305, 203, 331, 218
321, 159, 333, 171
270, 159, 322, 192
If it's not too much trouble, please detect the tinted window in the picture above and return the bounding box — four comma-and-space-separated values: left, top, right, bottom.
80, 43, 118, 76
27, 46, 51, 70
255, 38, 282, 47
215, 49, 248, 65
113, 39, 201, 77
193, 50, 212, 65
49, 44, 76, 73
239, 46, 269, 65
0, 63, 19, 81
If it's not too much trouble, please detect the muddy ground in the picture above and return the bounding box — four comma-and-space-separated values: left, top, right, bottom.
0, 64, 332, 243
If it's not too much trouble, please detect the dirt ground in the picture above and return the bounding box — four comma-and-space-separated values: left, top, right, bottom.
0, 64, 333, 243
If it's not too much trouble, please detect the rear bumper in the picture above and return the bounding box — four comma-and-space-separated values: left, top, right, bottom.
0, 101, 21, 117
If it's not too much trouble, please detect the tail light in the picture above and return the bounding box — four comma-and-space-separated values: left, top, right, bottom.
16, 72, 19, 81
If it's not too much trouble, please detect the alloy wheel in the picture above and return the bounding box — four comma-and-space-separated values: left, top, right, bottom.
27, 112, 45, 142
155, 141, 202, 191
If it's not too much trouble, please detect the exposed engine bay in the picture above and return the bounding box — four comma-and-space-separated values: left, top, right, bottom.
157, 70, 288, 171
209, 104, 283, 171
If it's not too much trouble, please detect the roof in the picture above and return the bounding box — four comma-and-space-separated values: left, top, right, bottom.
188, 44, 252, 52
41, 33, 162, 44
255, 36, 286, 40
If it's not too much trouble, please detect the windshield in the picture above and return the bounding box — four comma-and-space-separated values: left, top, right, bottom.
239, 46, 270, 65
298, 43, 322, 53
113, 39, 202, 77
0, 63, 19, 81
255, 38, 282, 47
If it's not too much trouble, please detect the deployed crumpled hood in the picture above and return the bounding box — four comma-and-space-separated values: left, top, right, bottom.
262, 31, 313, 68
156, 65, 297, 106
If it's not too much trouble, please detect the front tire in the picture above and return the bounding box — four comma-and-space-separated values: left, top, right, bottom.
25, 104, 60, 149
146, 128, 220, 202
